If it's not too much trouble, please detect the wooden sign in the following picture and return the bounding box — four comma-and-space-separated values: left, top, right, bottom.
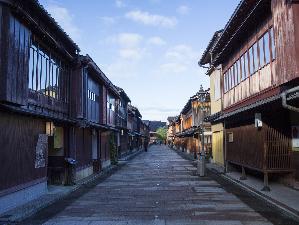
35, 134, 48, 168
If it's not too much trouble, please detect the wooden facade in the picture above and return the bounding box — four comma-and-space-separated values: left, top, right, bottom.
168, 89, 212, 158
0, 0, 79, 214
0, 0, 148, 214
200, 0, 299, 190
72, 55, 122, 172
127, 105, 146, 150
115, 86, 131, 157
199, 31, 225, 167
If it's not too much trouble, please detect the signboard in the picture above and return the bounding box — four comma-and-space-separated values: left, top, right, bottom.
35, 134, 48, 168
292, 126, 299, 148
287, 91, 299, 101
255, 113, 262, 128
228, 132, 234, 143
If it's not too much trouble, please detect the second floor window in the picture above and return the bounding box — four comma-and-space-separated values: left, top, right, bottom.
223, 27, 276, 93
107, 97, 115, 111
28, 41, 69, 102
88, 90, 96, 102
270, 27, 276, 60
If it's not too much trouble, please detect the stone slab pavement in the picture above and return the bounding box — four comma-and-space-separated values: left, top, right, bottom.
19, 145, 299, 225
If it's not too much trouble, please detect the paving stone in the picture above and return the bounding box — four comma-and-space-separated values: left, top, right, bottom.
26, 145, 275, 224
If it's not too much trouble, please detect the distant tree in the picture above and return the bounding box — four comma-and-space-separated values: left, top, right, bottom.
156, 127, 167, 141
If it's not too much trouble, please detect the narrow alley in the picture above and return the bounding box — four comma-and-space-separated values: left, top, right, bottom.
21, 146, 296, 225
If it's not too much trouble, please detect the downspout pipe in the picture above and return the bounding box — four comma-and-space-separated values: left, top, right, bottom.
281, 86, 299, 113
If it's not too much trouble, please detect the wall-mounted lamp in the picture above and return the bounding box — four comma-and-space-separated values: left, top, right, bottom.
46, 122, 55, 136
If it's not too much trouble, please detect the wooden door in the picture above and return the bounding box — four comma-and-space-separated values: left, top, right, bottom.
212, 131, 224, 165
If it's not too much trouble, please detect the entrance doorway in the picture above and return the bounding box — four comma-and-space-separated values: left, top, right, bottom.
47, 124, 65, 185
92, 130, 100, 172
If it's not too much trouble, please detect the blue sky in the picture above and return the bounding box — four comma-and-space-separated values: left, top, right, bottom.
39, 0, 239, 121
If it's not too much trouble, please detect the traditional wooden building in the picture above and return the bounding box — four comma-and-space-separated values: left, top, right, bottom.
114, 86, 131, 158
199, 30, 225, 166
71, 55, 121, 179
140, 120, 150, 147
200, 0, 299, 190
0, 0, 149, 215
127, 105, 143, 150
171, 88, 212, 157
0, 0, 79, 214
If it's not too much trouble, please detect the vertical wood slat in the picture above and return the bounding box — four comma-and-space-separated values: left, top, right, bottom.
1, 11, 30, 105
266, 124, 291, 170
227, 121, 292, 172
0, 111, 46, 192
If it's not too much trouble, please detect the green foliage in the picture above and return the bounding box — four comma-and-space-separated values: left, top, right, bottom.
109, 133, 118, 165
156, 127, 167, 141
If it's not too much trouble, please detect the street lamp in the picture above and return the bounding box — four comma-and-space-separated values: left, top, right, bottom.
197, 123, 206, 177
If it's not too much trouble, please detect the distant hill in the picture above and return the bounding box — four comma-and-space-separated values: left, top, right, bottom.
142, 120, 167, 132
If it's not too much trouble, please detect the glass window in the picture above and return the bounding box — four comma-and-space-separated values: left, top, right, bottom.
227, 69, 232, 91
28, 42, 67, 101
224, 73, 226, 92
240, 55, 245, 81
249, 47, 254, 75
264, 31, 271, 64
53, 64, 57, 94
253, 43, 258, 72
233, 63, 237, 86
237, 60, 241, 84
259, 37, 265, 68
270, 27, 276, 60
231, 67, 235, 88
224, 74, 226, 93
48, 61, 52, 94
41, 54, 47, 92
225, 73, 228, 92
244, 51, 249, 79
235, 62, 238, 85
28, 47, 34, 90
37, 52, 43, 91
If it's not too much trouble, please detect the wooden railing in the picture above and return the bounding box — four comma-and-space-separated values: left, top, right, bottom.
266, 126, 292, 171
226, 124, 292, 172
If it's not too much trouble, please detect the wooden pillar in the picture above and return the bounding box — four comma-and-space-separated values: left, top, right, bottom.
240, 166, 247, 180
262, 172, 271, 191
262, 133, 270, 191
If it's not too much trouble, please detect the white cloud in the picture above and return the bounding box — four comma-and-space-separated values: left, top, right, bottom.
106, 60, 138, 79
148, 36, 166, 46
100, 16, 117, 25
177, 5, 190, 15
106, 33, 145, 61
115, 0, 126, 8
47, 3, 81, 41
119, 49, 143, 60
125, 10, 177, 28
159, 44, 199, 74
117, 33, 143, 48
159, 63, 187, 73
165, 44, 198, 61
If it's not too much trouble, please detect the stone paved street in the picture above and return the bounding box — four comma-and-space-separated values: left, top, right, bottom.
21, 145, 298, 225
